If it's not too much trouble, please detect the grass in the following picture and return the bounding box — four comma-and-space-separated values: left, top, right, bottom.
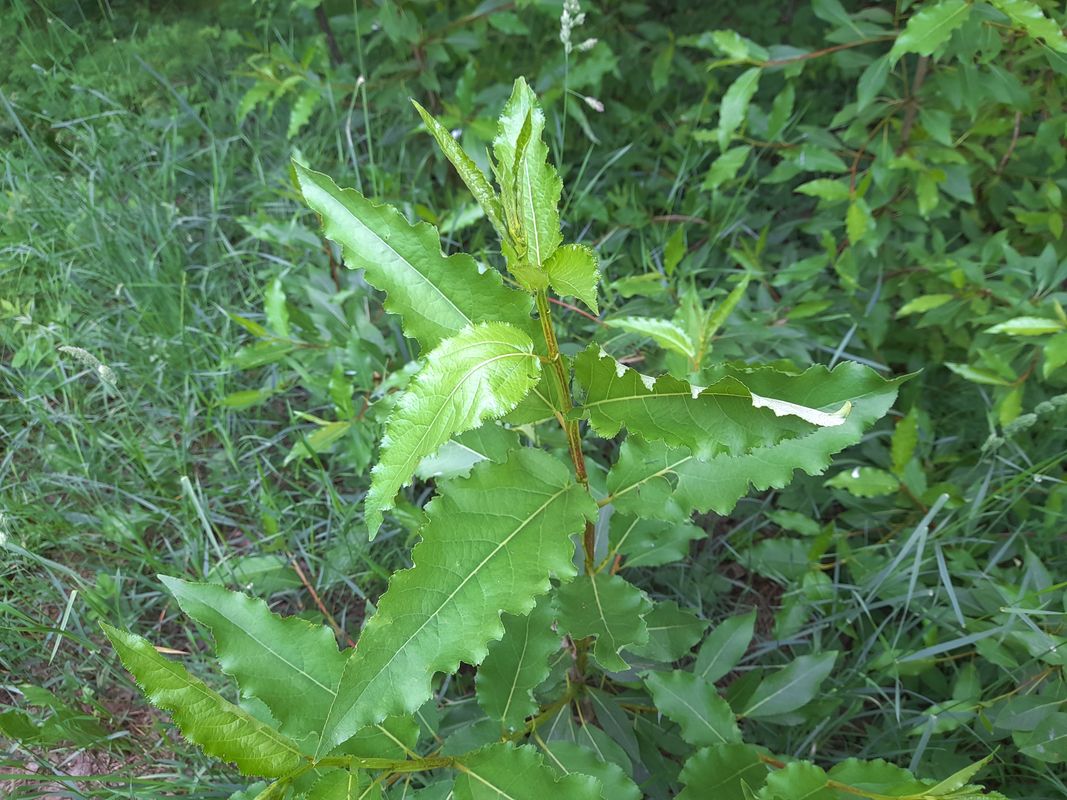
2, 2, 1066, 798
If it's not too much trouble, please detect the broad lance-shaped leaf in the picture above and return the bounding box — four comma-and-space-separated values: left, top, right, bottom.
545, 244, 600, 313
556, 573, 652, 672
294, 162, 534, 351
453, 743, 602, 800
319, 449, 596, 754
412, 100, 508, 241
741, 652, 837, 719
476, 595, 560, 732
101, 624, 303, 778
493, 78, 562, 271
604, 361, 905, 519
575, 347, 848, 459
889, 0, 971, 64
366, 322, 540, 536
159, 577, 345, 753
693, 611, 756, 683
629, 600, 707, 662
605, 317, 695, 360
644, 670, 742, 747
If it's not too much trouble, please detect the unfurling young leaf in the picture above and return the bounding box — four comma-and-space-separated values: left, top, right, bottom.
320, 449, 596, 754
412, 99, 508, 241
365, 322, 541, 535
493, 77, 563, 274
101, 624, 303, 778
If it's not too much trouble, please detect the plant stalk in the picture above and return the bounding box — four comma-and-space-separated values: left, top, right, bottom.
535, 290, 596, 573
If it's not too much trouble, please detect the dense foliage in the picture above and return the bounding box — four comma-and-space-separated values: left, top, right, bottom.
2, 1, 1065, 798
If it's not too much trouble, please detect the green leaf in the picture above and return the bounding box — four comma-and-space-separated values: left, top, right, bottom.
294, 162, 533, 350
742, 652, 837, 718
704, 145, 752, 190
476, 596, 559, 732
604, 318, 696, 360
891, 408, 920, 474
412, 100, 507, 241
366, 322, 541, 535
575, 348, 848, 459
825, 466, 901, 498
644, 670, 741, 746
846, 198, 872, 244
319, 449, 596, 754
101, 624, 303, 778
925, 753, 995, 795
889, 0, 971, 63
159, 577, 346, 753
537, 741, 641, 800
856, 54, 891, 111
557, 573, 652, 672
415, 425, 520, 482
717, 68, 761, 150
603, 362, 904, 518
609, 515, 705, 569
1043, 332, 1067, 378
454, 743, 602, 800
826, 759, 926, 796
629, 600, 708, 662
493, 78, 563, 269
985, 316, 1065, 336
946, 362, 1013, 386
677, 744, 770, 800
545, 244, 601, 313
758, 761, 835, 800
693, 611, 757, 683
305, 769, 376, 799
794, 179, 850, 203
897, 294, 954, 317
989, 0, 1067, 53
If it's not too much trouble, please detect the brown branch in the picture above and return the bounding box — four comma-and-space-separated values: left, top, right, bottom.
996, 111, 1023, 175
290, 554, 356, 647
315, 4, 343, 67
898, 56, 929, 152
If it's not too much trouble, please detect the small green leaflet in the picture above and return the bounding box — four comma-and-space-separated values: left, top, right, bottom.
677, 744, 770, 800
476, 596, 559, 731
609, 515, 705, 569
365, 322, 540, 536
556, 573, 652, 672
985, 316, 1065, 336
759, 761, 835, 800
717, 68, 761, 150
825, 466, 900, 498
493, 78, 562, 271
160, 577, 346, 754
604, 317, 696, 360
537, 741, 641, 800
294, 163, 534, 351
101, 624, 303, 778
629, 600, 708, 662
319, 449, 596, 754
412, 100, 508, 241
303, 768, 377, 799
575, 347, 849, 459
453, 743, 602, 800
693, 610, 757, 683
741, 652, 837, 718
889, 0, 971, 64
544, 243, 600, 313
644, 670, 742, 746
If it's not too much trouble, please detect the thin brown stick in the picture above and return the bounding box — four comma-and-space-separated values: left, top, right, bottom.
996, 111, 1023, 175
290, 554, 356, 647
